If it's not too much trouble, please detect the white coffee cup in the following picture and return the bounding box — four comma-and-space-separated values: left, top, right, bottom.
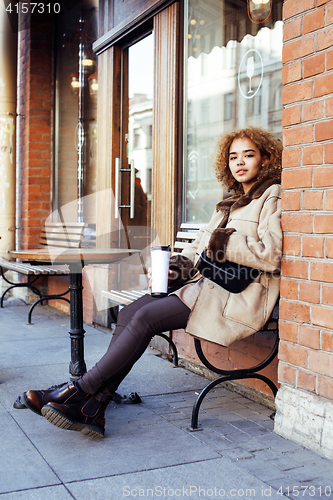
150, 245, 171, 297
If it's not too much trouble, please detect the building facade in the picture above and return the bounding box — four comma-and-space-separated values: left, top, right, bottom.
1, 0, 333, 458
275, 0, 333, 459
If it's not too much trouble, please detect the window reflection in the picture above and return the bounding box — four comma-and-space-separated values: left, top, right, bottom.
127, 34, 154, 230
54, 1, 98, 223
184, 0, 283, 223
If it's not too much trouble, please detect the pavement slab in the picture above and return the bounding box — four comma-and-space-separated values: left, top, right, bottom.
0, 486, 74, 500
65, 458, 287, 500
1, 303, 333, 499
0, 405, 60, 494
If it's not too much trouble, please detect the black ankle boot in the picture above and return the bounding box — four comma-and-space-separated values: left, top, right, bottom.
41, 396, 108, 438
22, 382, 87, 416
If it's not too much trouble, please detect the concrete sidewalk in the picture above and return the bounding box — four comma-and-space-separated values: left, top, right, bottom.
1, 300, 333, 500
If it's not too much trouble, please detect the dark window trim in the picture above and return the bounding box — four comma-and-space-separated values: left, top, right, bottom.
93, 0, 176, 54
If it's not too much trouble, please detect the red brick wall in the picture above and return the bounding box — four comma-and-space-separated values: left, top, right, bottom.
18, 16, 53, 249
18, 14, 95, 323
279, 0, 333, 399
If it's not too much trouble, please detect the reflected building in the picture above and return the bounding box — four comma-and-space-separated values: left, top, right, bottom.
185, 0, 283, 222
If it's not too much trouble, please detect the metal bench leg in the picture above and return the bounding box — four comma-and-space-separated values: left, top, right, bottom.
189, 373, 278, 431
0, 268, 71, 324
157, 332, 178, 366
189, 332, 279, 431
189, 376, 230, 431
0, 270, 42, 307
28, 295, 70, 324
109, 304, 119, 323
1, 284, 17, 307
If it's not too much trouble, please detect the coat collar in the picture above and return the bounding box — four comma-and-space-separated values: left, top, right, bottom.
216, 176, 280, 214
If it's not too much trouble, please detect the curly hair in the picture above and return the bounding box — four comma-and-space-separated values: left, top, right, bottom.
212, 127, 282, 195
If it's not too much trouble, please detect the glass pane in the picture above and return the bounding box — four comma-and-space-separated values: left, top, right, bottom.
117, 34, 154, 291
184, 0, 283, 223
54, 2, 98, 223
125, 34, 154, 250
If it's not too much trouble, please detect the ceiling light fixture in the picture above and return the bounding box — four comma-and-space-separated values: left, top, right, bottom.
247, 0, 272, 23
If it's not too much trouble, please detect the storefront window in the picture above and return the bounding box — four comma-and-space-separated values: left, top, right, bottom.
54, 0, 98, 223
184, 0, 283, 223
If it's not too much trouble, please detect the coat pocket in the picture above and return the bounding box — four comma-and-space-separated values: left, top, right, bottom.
223, 282, 267, 330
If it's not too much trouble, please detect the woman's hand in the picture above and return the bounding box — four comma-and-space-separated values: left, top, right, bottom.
148, 267, 152, 288
203, 246, 211, 259
148, 267, 173, 289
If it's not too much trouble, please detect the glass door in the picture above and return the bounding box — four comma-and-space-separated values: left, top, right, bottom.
115, 33, 154, 289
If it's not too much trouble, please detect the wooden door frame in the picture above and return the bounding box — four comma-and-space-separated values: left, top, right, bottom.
152, 2, 181, 247
94, 1, 182, 325
96, 2, 182, 246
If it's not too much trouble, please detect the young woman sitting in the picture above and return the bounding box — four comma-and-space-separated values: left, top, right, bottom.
22, 126, 283, 438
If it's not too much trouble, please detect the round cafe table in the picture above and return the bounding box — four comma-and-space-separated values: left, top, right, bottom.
10, 248, 140, 380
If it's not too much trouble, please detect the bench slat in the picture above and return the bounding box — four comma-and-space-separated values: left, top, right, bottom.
40, 233, 82, 241
120, 290, 148, 300
1, 264, 33, 275
180, 223, 205, 230
42, 227, 84, 233
46, 265, 69, 274
31, 265, 69, 275
176, 231, 198, 240
0, 261, 69, 276
102, 290, 148, 306
43, 223, 85, 228
41, 229, 83, 237
173, 242, 192, 250
21, 265, 53, 275
38, 222, 86, 250
38, 239, 82, 249
0, 261, 46, 274
43, 228, 84, 234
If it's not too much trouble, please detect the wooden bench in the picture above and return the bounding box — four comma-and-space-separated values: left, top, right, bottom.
0, 222, 86, 323
101, 223, 205, 365
101, 223, 279, 428
101, 223, 205, 305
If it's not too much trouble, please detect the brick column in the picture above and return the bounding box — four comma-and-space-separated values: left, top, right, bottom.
18, 16, 53, 249
274, 0, 333, 459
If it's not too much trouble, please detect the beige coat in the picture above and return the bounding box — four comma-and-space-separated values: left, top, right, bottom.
172, 180, 282, 347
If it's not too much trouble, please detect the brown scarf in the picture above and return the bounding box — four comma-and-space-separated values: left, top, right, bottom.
169, 176, 281, 282
207, 176, 281, 262
215, 176, 281, 229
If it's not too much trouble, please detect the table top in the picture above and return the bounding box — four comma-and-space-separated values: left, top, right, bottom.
10, 248, 140, 265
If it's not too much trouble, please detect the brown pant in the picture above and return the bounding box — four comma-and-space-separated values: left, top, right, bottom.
78, 294, 191, 402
